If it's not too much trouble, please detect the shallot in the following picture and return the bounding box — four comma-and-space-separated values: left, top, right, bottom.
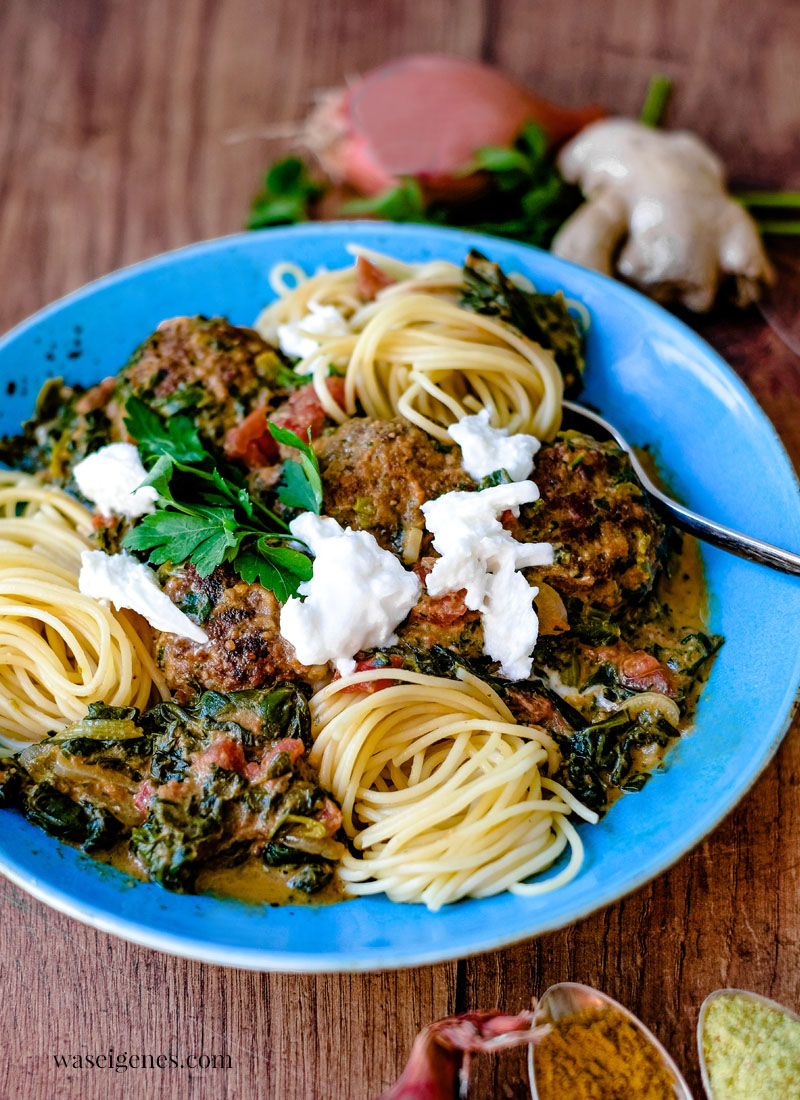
305, 54, 602, 202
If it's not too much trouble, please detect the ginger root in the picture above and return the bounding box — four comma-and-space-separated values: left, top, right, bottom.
552, 118, 773, 311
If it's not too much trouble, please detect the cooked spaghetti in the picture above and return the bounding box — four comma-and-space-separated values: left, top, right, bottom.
310, 667, 598, 910
0, 472, 167, 750
0, 246, 721, 910
256, 247, 565, 441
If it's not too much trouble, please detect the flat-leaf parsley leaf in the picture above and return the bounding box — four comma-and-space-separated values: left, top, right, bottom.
267, 422, 324, 514
121, 398, 323, 600
124, 397, 206, 463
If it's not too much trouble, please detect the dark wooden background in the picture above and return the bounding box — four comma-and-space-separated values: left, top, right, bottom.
1, 2, 799, 1097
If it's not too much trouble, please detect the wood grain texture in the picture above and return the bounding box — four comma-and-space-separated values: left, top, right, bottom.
0, 1, 799, 1097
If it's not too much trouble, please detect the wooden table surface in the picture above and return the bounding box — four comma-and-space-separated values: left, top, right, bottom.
2, 2, 799, 1097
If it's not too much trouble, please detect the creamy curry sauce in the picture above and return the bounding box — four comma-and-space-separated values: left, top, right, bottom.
96, 843, 345, 906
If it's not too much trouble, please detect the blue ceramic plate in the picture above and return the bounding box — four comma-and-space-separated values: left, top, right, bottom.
1, 224, 798, 971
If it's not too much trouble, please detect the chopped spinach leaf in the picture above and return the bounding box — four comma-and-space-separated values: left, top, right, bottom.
460, 250, 585, 395
25, 783, 121, 851
0, 759, 26, 809
554, 707, 677, 814
12, 683, 338, 896
287, 863, 333, 893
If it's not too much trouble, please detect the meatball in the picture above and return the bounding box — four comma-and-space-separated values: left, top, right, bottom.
395, 556, 483, 656
119, 316, 285, 447
509, 432, 666, 612
315, 416, 473, 554
156, 564, 328, 701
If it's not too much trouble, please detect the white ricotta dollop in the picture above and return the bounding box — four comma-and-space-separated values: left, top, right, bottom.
448, 409, 541, 483
279, 513, 422, 675
73, 443, 159, 519
78, 550, 208, 643
277, 302, 350, 362
421, 482, 554, 680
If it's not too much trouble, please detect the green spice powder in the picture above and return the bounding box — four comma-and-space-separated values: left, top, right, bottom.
703, 994, 800, 1099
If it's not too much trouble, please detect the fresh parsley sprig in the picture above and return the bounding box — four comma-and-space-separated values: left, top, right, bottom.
255, 123, 581, 249
121, 397, 320, 602
247, 157, 323, 229
339, 123, 580, 246
124, 398, 207, 463
268, 422, 323, 514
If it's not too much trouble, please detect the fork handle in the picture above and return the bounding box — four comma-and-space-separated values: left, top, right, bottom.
560, 400, 800, 576
651, 492, 800, 576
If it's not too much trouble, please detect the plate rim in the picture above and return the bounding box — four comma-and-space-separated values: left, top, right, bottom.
1, 221, 799, 972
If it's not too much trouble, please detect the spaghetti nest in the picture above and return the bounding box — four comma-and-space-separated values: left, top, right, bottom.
256, 249, 564, 442
310, 667, 597, 910
0, 472, 167, 750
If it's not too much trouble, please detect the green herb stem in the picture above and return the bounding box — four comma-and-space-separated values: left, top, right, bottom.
341, 180, 427, 221
756, 219, 800, 235
736, 191, 800, 210
639, 74, 673, 127
248, 122, 580, 250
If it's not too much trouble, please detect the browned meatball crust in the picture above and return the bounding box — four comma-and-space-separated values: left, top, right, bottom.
118, 316, 283, 446
315, 416, 473, 553
156, 564, 328, 701
508, 432, 666, 612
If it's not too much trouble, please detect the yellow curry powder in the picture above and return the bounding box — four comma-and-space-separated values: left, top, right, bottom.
702, 993, 800, 1099
533, 1006, 677, 1100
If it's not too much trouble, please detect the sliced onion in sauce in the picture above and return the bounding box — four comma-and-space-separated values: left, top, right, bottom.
616, 691, 680, 727
534, 583, 569, 636
401, 526, 423, 564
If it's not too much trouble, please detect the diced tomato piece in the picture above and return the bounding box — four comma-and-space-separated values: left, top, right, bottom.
413, 556, 435, 582
420, 590, 472, 626
226, 379, 346, 469
271, 736, 306, 763
316, 798, 343, 836
619, 651, 677, 697
75, 376, 116, 415
195, 738, 247, 776
133, 780, 155, 818
504, 687, 572, 735
271, 377, 346, 441
154, 778, 186, 802
355, 255, 393, 301
411, 557, 473, 625
244, 737, 306, 781
339, 654, 406, 693
92, 512, 118, 530
595, 644, 627, 664
223, 406, 279, 467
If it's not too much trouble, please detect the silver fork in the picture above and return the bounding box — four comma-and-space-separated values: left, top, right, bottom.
562, 399, 800, 576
